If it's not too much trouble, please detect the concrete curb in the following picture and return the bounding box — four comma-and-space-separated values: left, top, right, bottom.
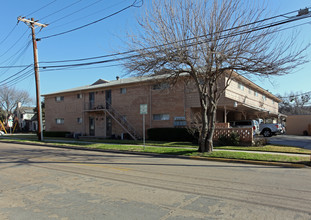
0, 140, 308, 168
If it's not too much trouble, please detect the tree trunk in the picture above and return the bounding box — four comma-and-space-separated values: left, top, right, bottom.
198, 105, 217, 153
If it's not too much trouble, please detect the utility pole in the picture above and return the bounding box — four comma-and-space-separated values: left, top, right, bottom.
18, 17, 48, 141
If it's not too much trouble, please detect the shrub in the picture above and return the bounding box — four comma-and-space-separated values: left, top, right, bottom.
147, 128, 195, 141
218, 132, 240, 146
43, 131, 71, 138
252, 137, 267, 147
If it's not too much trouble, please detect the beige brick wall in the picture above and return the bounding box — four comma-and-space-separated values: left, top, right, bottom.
286, 115, 311, 136
45, 92, 85, 133
44, 76, 280, 138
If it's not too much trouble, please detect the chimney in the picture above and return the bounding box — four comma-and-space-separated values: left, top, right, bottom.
116, 76, 120, 80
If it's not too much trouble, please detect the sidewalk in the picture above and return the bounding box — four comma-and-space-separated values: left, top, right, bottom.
3, 136, 309, 159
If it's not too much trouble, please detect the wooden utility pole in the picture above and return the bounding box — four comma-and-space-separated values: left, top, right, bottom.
18, 17, 48, 141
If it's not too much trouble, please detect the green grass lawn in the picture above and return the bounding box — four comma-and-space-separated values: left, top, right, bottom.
0, 137, 309, 164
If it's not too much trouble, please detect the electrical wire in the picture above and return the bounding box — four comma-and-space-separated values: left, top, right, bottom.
0, 65, 32, 85
0, 40, 32, 78
47, 0, 105, 25
2, 70, 34, 88
0, 29, 29, 58
39, 0, 143, 40
39, 7, 309, 65
39, 11, 311, 69
43, 0, 130, 32
0, 23, 19, 48
40, 0, 83, 21
278, 91, 311, 99
25, 0, 57, 18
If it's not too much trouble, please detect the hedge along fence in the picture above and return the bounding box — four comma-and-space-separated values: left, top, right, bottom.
43, 131, 71, 137
147, 128, 195, 142
147, 127, 253, 145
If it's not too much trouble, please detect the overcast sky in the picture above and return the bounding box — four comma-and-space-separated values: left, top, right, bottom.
1, 0, 311, 103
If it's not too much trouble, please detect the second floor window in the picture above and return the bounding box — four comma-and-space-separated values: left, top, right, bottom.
77, 94, 83, 99
55, 118, 64, 124
77, 118, 82, 124
120, 88, 126, 94
238, 83, 244, 90
55, 96, 64, 102
153, 114, 170, 121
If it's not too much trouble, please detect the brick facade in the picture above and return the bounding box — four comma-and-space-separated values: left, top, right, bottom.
44, 74, 280, 139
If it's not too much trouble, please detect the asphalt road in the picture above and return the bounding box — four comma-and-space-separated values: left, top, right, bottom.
0, 142, 311, 220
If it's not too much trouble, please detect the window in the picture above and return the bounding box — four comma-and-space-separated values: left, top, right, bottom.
174, 117, 187, 127
55, 96, 64, 102
152, 83, 169, 90
262, 95, 266, 101
55, 118, 64, 124
254, 91, 258, 97
248, 88, 252, 94
153, 114, 170, 120
77, 94, 83, 99
77, 118, 82, 124
120, 88, 126, 94
238, 83, 244, 90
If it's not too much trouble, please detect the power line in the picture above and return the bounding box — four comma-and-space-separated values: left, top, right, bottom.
39, 7, 309, 65
39, 9, 311, 69
0, 65, 32, 85
25, 0, 57, 17
0, 29, 29, 58
40, 0, 83, 21
39, 0, 143, 40
1, 70, 34, 88
278, 91, 311, 99
43, 0, 130, 32
46, 0, 105, 25
0, 23, 18, 47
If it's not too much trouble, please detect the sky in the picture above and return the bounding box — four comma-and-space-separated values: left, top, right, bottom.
1, 0, 311, 105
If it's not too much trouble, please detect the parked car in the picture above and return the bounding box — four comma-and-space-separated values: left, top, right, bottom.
258, 123, 282, 137
229, 120, 260, 135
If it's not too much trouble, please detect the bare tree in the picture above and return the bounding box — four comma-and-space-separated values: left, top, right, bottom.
123, 0, 309, 152
0, 85, 33, 122
279, 92, 311, 115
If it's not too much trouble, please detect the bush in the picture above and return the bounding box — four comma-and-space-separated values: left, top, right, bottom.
147, 128, 195, 141
252, 137, 267, 147
43, 131, 71, 138
218, 132, 240, 146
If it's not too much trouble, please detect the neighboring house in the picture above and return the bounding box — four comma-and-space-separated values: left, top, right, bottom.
15, 105, 38, 131
43, 73, 281, 139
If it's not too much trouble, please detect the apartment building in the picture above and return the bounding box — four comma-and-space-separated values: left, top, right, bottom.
43, 73, 281, 139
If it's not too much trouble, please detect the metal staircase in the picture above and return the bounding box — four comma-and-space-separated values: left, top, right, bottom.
104, 103, 141, 140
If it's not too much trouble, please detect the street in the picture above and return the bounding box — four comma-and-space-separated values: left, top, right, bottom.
0, 142, 311, 220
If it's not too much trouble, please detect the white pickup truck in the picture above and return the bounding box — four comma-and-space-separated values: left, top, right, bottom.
259, 123, 282, 137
